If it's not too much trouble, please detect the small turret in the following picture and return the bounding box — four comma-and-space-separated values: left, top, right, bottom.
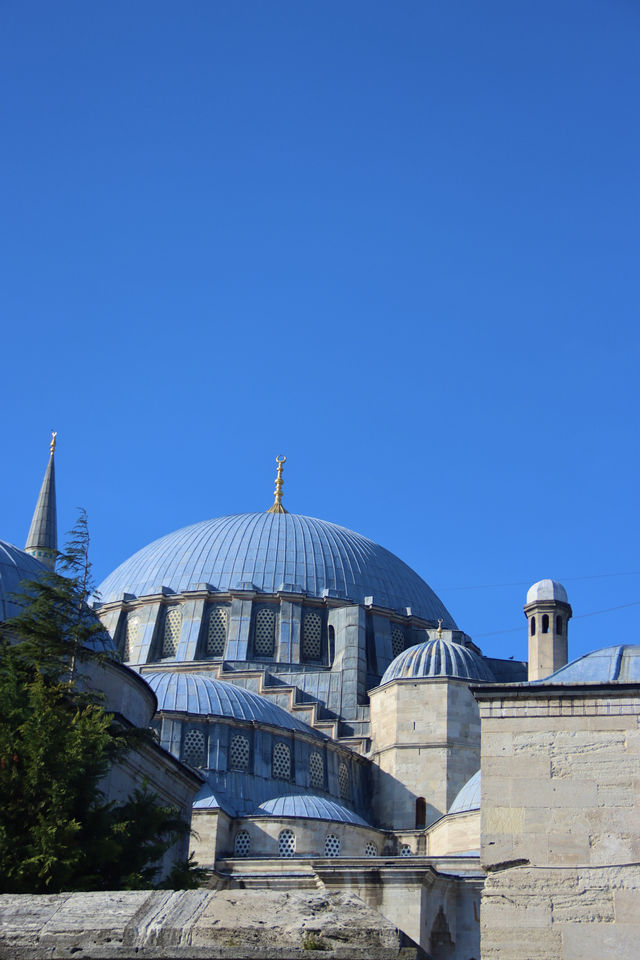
25, 431, 58, 571
524, 579, 572, 681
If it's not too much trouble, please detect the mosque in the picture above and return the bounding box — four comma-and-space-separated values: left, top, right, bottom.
2, 439, 638, 960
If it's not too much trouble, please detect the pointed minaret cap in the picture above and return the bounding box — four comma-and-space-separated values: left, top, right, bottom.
267, 456, 288, 514
25, 431, 58, 571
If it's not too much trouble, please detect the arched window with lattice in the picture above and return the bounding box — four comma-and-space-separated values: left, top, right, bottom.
229, 734, 250, 772
324, 834, 341, 857
391, 624, 405, 659
272, 741, 291, 780
121, 613, 139, 662
338, 761, 350, 801
254, 607, 276, 657
301, 610, 322, 661
182, 728, 206, 768
234, 831, 250, 858
309, 751, 324, 790
278, 829, 295, 858
161, 606, 182, 658
205, 605, 228, 657
364, 842, 378, 857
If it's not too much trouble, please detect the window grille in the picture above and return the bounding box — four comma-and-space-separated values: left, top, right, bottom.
391, 624, 405, 659
234, 831, 250, 858
278, 829, 296, 858
364, 842, 378, 857
272, 742, 291, 780
161, 606, 182, 658
206, 606, 227, 657
309, 751, 324, 790
324, 834, 341, 857
401, 844, 412, 857
229, 734, 250, 772
183, 728, 205, 768
255, 607, 276, 656
122, 614, 139, 662
302, 610, 322, 660
338, 762, 350, 801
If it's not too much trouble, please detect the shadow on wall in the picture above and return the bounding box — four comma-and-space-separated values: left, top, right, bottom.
372, 765, 441, 831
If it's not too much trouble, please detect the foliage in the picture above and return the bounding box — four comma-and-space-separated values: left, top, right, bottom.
0, 511, 197, 893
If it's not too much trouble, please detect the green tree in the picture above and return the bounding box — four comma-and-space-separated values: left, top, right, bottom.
0, 511, 196, 893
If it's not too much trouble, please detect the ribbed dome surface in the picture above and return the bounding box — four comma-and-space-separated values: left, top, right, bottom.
0, 540, 46, 621
449, 770, 481, 813
145, 671, 324, 736
97, 513, 456, 626
536, 644, 640, 684
380, 638, 494, 684
256, 794, 370, 826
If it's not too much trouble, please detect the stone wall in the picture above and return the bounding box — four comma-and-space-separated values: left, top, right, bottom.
476, 683, 640, 959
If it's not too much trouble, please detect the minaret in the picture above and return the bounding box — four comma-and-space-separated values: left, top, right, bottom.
25, 431, 58, 571
524, 579, 572, 681
267, 456, 288, 514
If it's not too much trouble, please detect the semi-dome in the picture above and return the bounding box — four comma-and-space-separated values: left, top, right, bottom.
97, 512, 456, 625
535, 644, 640, 684
255, 794, 370, 826
449, 770, 481, 814
145, 671, 324, 737
526, 579, 568, 605
380, 637, 495, 684
0, 540, 47, 621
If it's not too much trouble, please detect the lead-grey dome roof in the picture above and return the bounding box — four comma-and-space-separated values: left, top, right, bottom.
526, 579, 568, 604
97, 512, 456, 626
0, 540, 46, 621
380, 638, 494, 684
449, 770, 481, 813
255, 794, 370, 826
535, 644, 640, 684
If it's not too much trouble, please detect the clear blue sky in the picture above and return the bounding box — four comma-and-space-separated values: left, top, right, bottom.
2, 1, 638, 662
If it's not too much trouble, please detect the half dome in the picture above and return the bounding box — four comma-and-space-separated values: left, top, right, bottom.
449, 770, 481, 814
255, 794, 370, 826
145, 671, 324, 737
535, 644, 640, 684
0, 540, 47, 621
97, 512, 456, 626
380, 637, 495, 684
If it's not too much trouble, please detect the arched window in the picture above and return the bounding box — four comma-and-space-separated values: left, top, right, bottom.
183, 728, 206, 768
229, 734, 250, 772
556, 615, 563, 635
122, 614, 139, 662
254, 607, 276, 657
302, 610, 322, 661
328, 625, 335, 666
272, 742, 291, 780
401, 843, 412, 857
364, 842, 378, 857
324, 834, 341, 857
206, 606, 227, 657
416, 796, 426, 829
530, 616, 536, 636
309, 751, 324, 790
161, 606, 182, 658
391, 624, 405, 659
338, 762, 350, 801
278, 829, 296, 858
234, 830, 250, 858
542, 614, 549, 634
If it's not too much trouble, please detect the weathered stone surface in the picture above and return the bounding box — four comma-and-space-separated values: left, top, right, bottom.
0, 889, 419, 959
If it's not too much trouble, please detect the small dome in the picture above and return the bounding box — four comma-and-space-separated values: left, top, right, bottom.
255, 794, 370, 826
97, 512, 456, 626
0, 540, 46, 621
380, 638, 495, 685
449, 770, 481, 813
526, 579, 568, 605
145, 671, 324, 737
536, 644, 640, 684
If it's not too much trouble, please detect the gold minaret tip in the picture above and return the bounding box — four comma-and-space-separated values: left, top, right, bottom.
50, 430, 58, 455
267, 455, 288, 514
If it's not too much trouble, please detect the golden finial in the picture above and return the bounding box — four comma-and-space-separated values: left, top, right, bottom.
437, 618, 443, 639
267, 456, 288, 514
50, 430, 57, 455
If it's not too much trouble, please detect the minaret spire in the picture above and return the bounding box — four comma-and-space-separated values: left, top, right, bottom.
267, 456, 288, 514
25, 431, 58, 571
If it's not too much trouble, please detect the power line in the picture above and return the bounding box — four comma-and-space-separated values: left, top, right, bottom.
440, 572, 640, 592
474, 599, 640, 638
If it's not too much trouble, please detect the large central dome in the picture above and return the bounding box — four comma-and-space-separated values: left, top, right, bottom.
97, 512, 456, 626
